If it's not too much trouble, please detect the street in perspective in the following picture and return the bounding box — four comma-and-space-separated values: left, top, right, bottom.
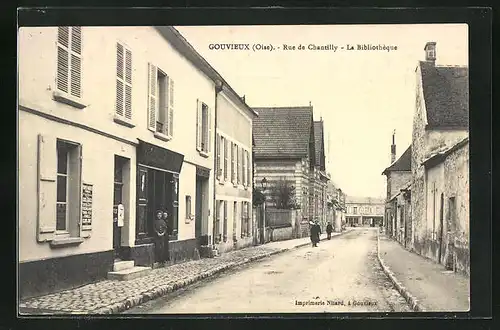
18, 22, 470, 315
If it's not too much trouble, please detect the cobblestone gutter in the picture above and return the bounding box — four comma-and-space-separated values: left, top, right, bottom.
376, 231, 425, 312
19, 233, 341, 315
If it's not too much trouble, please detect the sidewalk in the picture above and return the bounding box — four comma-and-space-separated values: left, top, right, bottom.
19, 231, 344, 315
378, 233, 470, 312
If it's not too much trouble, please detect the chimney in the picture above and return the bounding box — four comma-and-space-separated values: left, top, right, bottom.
424, 42, 436, 65
390, 130, 396, 164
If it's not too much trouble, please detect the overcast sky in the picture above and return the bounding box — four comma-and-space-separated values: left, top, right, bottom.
176, 24, 468, 198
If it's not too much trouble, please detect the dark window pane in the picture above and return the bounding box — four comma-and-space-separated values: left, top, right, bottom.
114, 162, 123, 183
57, 175, 67, 202
114, 184, 123, 205
57, 145, 68, 174
56, 203, 66, 231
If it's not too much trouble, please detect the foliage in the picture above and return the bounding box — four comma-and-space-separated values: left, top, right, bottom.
253, 187, 266, 206
269, 178, 297, 209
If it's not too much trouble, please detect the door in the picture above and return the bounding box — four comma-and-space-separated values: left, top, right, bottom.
113, 156, 125, 260
438, 193, 445, 263
152, 170, 171, 263
195, 177, 203, 240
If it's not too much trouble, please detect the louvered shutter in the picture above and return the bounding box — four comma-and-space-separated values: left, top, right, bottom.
224, 139, 228, 181
115, 43, 124, 116
167, 78, 174, 137
37, 134, 57, 242
247, 150, 251, 187
124, 48, 132, 119
231, 142, 235, 184
56, 27, 70, 93
243, 150, 247, 187
196, 100, 202, 151
236, 145, 240, 184
216, 133, 221, 178
207, 107, 212, 153
147, 63, 157, 131
70, 27, 82, 98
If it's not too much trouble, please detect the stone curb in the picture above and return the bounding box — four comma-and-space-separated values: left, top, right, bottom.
92, 230, 352, 314
376, 231, 425, 312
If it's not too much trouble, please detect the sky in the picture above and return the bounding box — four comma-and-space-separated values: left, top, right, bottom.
176, 24, 468, 198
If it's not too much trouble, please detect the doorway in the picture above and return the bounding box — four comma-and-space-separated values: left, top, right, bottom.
438, 193, 445, 263
113, 156, 128, 260
195, 177, 203, 240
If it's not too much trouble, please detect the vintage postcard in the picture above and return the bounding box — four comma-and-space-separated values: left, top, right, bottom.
18, 21, 470, 315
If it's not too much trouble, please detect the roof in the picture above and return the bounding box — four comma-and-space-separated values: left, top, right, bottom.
422, 136, 469, 168
345, 196, 385, 205
155, 27, 258, 118
382, 145, 412, 175
252, 106, 314, 159
313, 121, 325, 169
419, 61, 469, 129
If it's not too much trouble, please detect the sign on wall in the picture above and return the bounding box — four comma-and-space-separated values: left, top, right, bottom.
82, 183, 93, 228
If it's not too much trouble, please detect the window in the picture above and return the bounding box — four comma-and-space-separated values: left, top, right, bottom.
196, 101, 211, 153
224, 138, 229, 181
56, 27, 82, 99
56, 140, 81, 236
223, 201, 228, 242
147, 64, 174, 138
233, 202, 237, 239
353, 207, 357, 214
236, 145, 240, 185
242, 149, 247, 186
214, 200, 221, 243
247, 150, 251, 187
113, 157, 125, 206
185, 195, 192, 219
241, 201, 246, 237
115, 43, 132, 120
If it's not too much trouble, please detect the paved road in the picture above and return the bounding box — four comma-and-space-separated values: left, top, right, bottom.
124, 228, 411, 314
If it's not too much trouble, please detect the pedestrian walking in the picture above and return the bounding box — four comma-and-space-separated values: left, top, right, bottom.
326, 222, 333, 240
154, 210, 169, 266
310, 220, 321, 247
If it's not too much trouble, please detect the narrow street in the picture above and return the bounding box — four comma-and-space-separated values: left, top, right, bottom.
124, 228, 411, 313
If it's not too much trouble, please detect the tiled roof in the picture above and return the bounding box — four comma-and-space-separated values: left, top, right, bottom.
252, 106, 313, 159
382, 145, 412, 175
314, 121, 325, 169
419, 61, 469, 129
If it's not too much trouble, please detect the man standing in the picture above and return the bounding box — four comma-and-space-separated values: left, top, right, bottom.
310, 220, 321, 247
326, 222, 333, 240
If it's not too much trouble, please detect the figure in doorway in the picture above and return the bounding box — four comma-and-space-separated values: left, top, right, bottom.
154, 210, 168, 266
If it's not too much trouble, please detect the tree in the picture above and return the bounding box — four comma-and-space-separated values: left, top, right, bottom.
269, 178, 298, 209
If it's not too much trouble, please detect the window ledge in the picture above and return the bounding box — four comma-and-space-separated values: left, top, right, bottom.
154, 132, 172, 142
53, 91, 87, 109
50, 237, 84, 248
113, 115, 135, 128
198, 151, 209, 158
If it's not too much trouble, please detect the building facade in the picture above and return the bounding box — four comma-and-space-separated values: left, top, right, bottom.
252, 106, 316, 237
345, 197, 385, 227
18, 26, 250, 298
326, 181, 346, 232
214, 90, 257, 253
411, 42, 469, 269
382, 134, 412, 246
312, 120, 329, 230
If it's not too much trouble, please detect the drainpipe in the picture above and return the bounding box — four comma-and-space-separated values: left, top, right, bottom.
213, 80, 223, 247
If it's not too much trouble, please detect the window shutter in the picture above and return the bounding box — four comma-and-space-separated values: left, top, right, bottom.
231, 142, 235, 184
196, 100, 202, 151
56, 27, 70, 93
237, 145, 240, 184
147, 63, 157, 131
207, 107, 212, 153
216, 133, 221, 178
247, 151, 251, 187
37, 134, 57, 242
167, 78, 174, 137
224, 139, 228, 181
243, 150, 247, 187
124, 48, 132, 119
70, 27, 82, 98
115, 43, 124, 117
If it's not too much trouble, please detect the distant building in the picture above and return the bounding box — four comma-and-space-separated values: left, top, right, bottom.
411, 41, 469, 270
345, 196, 385, 227
326, 181, 346, 232
313, 120, 329, 230
382, 131, 412, 246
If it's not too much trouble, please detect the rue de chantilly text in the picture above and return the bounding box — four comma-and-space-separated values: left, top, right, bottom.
208, 43, 398, 52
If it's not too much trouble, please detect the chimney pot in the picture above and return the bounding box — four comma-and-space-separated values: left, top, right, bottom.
424, 41, 436, 63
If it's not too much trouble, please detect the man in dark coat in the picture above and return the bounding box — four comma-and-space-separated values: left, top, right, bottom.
326, 222, 333, 240
310, 220, 321, 247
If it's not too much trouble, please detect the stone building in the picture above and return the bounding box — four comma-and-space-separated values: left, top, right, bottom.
411, 41, 469, 269
345, 197, 385, 227
382, 131, 412, 246
421, 137, 469, 275
18, 26, 250, 298
252, 106, 317, 237
312, 120, 329, 230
